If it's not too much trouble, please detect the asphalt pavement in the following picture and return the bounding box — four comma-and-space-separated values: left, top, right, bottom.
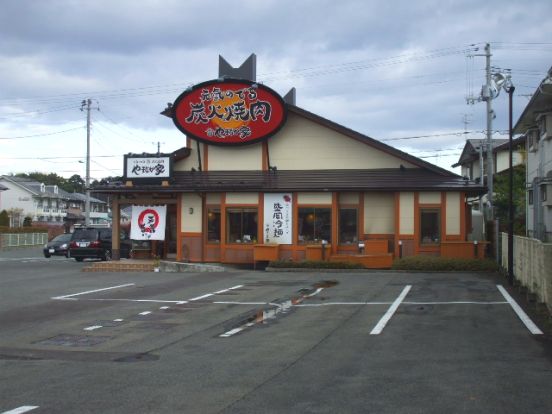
1, 247, 551, 413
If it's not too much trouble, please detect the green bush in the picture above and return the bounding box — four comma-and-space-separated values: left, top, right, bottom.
392, 255, 499, 272
0, 226, 49, 234
268, 260, 364, 269
0, 210, 8, 227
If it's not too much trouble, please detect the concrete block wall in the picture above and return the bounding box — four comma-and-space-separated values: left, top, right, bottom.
502, 233, 552, 312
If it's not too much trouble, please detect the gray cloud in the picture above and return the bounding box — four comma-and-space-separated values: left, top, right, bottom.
1, 0, 551, 176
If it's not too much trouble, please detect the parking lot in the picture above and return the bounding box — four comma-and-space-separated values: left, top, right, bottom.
1, 248, 552, 413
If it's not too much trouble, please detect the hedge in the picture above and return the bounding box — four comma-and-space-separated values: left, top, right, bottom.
0, 226, 49, 234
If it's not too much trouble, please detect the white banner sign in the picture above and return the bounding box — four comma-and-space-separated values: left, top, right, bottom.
126, 156, 170, 178
263, 193, 292, 244
130, 205, 167, 240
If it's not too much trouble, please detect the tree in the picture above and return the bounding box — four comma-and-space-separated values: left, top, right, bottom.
494, 164, 526, 235
23, 216, 33, 227
0, 210, 9, 226
66, 174, 85, 193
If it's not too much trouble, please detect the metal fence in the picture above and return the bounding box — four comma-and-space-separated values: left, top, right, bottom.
0, 233, 48, 249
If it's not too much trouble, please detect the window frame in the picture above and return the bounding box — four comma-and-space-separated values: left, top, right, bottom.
338, 207, 358, 245
297, 206, 332, 244
225, 207, 258, 244
419, 208, 441, 245
206, 206, 221, 244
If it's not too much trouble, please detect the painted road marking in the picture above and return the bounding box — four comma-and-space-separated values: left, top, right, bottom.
113, 319, 124, 322
370, 285, 412, 335
497, 285, 543, 335
138, 311, 152, 316
160, 306, 170, 310
83, 325, 103, 331
190, 293, 215, 301
52, 283, 135, 300
1, 406, 39, 414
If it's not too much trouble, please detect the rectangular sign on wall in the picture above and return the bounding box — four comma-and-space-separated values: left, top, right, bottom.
130, 205, 167, 240
124, 155, 172, 179
263, 193, 292, 244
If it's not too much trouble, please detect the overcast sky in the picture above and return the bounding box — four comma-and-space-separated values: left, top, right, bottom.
1, 0, 551, 180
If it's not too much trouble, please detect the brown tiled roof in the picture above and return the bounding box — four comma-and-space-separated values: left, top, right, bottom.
94, 169, 485, 196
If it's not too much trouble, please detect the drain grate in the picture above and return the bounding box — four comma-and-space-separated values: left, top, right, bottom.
35, 334, 111, 347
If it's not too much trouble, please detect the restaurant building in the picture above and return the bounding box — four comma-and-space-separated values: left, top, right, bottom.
96, 55, 486, 267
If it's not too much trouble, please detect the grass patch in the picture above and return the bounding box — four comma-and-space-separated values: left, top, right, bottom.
392, 255, 499, 272
269, 260, 364, 269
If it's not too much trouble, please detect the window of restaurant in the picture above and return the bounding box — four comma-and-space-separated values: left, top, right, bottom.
226, 208, 258, 244
298, 207, 331, 243
420, 208, 440, 245
207, 208, 221, 243
339, 208, 358, 244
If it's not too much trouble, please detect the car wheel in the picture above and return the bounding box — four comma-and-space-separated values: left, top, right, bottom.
75, 257, 83, 262
44, 253, 51, 258
103, 250, 112, 261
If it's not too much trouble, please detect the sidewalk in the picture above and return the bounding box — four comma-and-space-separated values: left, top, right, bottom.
0, 246, 43, 259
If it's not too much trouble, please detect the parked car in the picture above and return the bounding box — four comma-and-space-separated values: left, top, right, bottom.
69, 227, 132, 261
43, 233, 72, 258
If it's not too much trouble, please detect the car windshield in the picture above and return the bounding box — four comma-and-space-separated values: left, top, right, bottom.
71, 229, 98, 241
53, 234, 72, 242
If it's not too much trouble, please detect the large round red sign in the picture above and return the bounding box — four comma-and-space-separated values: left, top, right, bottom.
137, 209, 160, 233
172, 79, 287, 146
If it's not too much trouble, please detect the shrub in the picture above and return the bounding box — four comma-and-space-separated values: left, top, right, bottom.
392, 255, 499, 272
0, 226, 49, 234
0, 210, 8, 227
23, 216, 33, 227
268, 260, 364, 269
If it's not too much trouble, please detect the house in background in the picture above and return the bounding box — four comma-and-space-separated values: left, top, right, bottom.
513, 66, 552, 242
453, 137, 526, 212
0, 175, 109, 229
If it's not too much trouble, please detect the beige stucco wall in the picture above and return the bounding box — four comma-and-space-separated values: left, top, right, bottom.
446, 192, 461, 235
268, 113, 417, 170
206, 193, 221, 204
399, 192, 414, 235
173, 144, 203, 171
208, 143, 262, 170
364, 193, 394, 234
419, 192, 441, 204
339, 193, 359, 204
298, 192, 332, 205
226, 192, 259, 205
181, 193, 203, 232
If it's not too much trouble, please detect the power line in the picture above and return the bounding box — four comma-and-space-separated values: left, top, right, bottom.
0, 126, 83, 140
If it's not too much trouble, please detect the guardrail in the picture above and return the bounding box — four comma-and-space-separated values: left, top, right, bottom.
0, 233, 48, 249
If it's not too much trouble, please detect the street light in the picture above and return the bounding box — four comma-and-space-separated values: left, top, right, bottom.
492, 72, 515, 285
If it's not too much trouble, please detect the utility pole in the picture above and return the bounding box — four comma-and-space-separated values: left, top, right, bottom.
484, 43, 494, 219
80, 99, 98, 226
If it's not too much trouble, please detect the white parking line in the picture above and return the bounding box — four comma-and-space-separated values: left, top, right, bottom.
370, 285, 412, 335
189, 293, 215, 301
83, 325, 102, 331
52, 283, 135, 300
1, 406, 39, 414
138, 311, 152, 316
497, 285, 543, 335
